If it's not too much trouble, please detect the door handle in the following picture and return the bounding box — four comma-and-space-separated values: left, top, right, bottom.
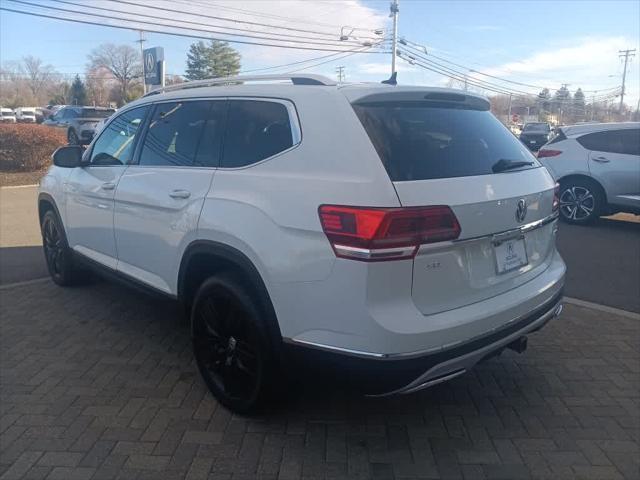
101, 182, 116, 190
169, 189, 191, 199
592, 156, 610, 163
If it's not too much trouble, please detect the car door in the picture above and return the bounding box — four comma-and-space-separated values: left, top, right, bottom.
113, 99, 226, 294
583, 129, 640, 209
64, 105, 149, 268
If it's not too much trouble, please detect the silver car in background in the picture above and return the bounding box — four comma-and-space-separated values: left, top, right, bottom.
43, 106, 116, 145
538, 122, 640, 224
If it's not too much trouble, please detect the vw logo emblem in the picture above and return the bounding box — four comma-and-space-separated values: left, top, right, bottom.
515, 199, 527, 223
145, 53, 155, 72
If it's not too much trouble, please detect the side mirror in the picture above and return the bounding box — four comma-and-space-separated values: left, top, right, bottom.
52, 145, 84, 168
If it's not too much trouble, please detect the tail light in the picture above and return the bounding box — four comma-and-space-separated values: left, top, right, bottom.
553, 183, 560, 212
537, 149, 562, 158
318, 205, 461, 261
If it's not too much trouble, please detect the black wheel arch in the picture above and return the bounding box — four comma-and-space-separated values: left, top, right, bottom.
178, 240, 283, 346
38, 193, 65, 229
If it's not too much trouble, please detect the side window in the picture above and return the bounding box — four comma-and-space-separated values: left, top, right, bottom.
621, 129, 640, 156
64, 109, 78, 120
139, 101, 211, 167
222, 100, 294, 168
194, 101, 227, 167
577, 131, 609, 152
90, 106, 148, 166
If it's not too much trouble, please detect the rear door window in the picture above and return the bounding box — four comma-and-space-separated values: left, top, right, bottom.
221, 100, 295, 168
621, 129, 640, 156
353, 102, 537, 181
577, 130, 635, 155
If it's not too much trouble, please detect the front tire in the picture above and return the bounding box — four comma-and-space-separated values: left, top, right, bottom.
558, 179, 603, 224
191, 275, 274, 414
41, 210, 84, 286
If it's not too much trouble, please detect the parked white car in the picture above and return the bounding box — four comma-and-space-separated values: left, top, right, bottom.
538, 122, 640, 223
38, 74, 565, 412
0, 107, 16, 123
15, 107, 37, 123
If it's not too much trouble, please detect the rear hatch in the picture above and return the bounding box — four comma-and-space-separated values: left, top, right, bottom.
352, 93, 557, 315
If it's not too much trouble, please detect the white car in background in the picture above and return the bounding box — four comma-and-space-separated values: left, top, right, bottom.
0, 107, 17, 123
538, 122, 640, 224
15, 107, 37, 123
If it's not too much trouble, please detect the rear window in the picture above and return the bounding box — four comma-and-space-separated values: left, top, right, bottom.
523, 123, 550, 133
353, 102, 537, 181
80, 108, 115, 118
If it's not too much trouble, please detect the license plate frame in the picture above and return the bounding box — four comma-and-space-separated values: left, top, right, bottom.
493, 236, 528, 274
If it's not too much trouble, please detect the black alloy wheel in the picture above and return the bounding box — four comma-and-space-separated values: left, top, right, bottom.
192, 276, 272, 413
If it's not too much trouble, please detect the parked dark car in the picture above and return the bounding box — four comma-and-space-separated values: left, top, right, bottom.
519, 122, 552, 151
43, 106, 116, 145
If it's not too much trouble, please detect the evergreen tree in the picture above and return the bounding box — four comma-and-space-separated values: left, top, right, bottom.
205, 41, 241, 77
185, 40, 241, 80
185, 41, 210, 80
537, 88, 551, 112
573, 88, 586, 120
69, 74, 87, 105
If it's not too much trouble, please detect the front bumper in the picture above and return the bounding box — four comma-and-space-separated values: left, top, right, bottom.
285, 290, 563, 395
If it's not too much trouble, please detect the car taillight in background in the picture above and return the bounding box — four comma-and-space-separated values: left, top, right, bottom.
553, 183, 560, 212
318, 205, 461, 261
537, 149, 562, 158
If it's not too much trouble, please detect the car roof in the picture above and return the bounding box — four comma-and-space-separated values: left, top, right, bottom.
562, 122, 639, 137
126, 74, 489, 110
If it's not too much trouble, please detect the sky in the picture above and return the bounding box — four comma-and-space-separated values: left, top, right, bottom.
1, 0, 639, 107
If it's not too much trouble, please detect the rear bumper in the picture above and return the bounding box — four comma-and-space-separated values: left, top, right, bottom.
285, 290, 563, 395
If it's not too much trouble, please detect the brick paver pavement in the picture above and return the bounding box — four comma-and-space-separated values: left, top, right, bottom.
1, 280, 638, 479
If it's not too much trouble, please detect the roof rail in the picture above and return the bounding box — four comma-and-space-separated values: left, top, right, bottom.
144, 74, 336, 97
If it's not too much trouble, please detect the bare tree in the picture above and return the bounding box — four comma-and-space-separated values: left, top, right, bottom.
88, 44, 142, 105
85, 66, 115, 106
22, 55, 56, 98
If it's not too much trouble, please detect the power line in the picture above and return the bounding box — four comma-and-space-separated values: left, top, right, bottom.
110, 0, 380, 40
12, 0, 369, 49
0, 5, 388, 54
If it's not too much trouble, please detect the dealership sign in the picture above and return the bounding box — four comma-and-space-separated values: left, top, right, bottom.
143, 47, 164, 86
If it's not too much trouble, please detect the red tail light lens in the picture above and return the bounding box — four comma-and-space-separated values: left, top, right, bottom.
537, 149, 562, 158
318, 205, 461, 261
553, 183, 560, 212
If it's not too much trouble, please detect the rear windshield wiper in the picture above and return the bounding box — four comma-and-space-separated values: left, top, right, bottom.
492, 159, 534, 173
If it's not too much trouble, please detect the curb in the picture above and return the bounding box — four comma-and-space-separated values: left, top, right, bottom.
564, 296, 640, 320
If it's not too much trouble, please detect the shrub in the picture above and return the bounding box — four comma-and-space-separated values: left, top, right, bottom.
0, 124, 67, 172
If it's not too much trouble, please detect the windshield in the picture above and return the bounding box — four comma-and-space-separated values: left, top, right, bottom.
80, 109, 115, 118
353, 102, 538, 181
523, 123, 550, 133
1, 111, 14, 116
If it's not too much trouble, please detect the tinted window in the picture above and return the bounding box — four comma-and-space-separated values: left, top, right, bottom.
577, 129, 639, 155
222, 100, 294, 168
523, 123, 550, 133
353, 102, 538, 181
63, 109, 78, 119
194, 101, 227, 167
90, 106, 148, 166
621, 129, 640, 155
139, 101, 211, 167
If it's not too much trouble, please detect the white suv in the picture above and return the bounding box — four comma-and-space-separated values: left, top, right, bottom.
38, 74, 565, 412
538, 122, 640, 224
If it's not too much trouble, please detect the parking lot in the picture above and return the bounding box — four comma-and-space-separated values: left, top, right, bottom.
1, 186, 639, 480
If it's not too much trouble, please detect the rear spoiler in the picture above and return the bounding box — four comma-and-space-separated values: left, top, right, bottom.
352, 91, 490, 111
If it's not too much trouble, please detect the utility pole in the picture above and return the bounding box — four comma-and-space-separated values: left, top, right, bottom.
136, 30, 146, 95
390, 0, 399, 76
618, 49, 636, 114
335, 66, 346, 82
591, 94, 595, 121
559, 83, 570, 125
507, 93, 512, 125
463, 74, 468, 91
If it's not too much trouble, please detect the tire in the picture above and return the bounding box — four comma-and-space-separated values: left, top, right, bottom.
41, 210, 84, 286
67, 129, 79, 145
558, 178, 604, 225
191, 274, 275, 413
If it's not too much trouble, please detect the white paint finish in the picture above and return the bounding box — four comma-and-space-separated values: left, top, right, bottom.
62, 165, 126, 269
588, 149, 640, 210
113, 166, 215, 294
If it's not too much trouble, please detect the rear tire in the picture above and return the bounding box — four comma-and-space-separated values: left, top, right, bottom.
558, 178, 603, 225
191, 274, 275, 414
41, 210, 85, 286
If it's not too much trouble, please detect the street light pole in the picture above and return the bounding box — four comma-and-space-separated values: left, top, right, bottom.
137, 30, 146, 95
390, 0, 399, 76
